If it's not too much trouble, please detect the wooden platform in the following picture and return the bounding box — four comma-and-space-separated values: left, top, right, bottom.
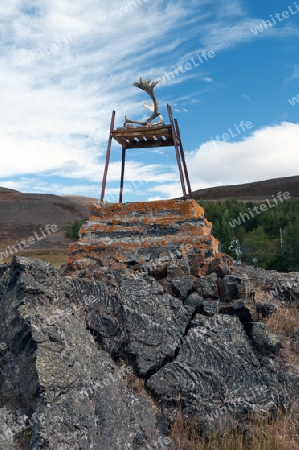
112, 125, 174, 149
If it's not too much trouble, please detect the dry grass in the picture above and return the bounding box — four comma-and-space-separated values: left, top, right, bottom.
254, 282, 299, 340
253, 286, 272, 304
122, 367, 161, 415
170, 407, 299, 450
16, 429, 32, 450
1, 249, 69, 268
265, 306, 299, 338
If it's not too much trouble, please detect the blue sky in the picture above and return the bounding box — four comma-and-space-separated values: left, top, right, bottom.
0, 0, 299, 202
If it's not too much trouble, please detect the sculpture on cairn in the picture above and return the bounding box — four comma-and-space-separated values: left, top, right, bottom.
124, 77, 164, 128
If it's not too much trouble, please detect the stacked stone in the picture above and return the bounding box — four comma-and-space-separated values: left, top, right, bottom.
68, 199, 221, 278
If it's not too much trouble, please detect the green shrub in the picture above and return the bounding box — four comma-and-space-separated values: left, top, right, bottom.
65, 218, 88, 240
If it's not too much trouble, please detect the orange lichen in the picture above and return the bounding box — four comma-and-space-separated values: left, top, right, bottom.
68, 199, 222, 276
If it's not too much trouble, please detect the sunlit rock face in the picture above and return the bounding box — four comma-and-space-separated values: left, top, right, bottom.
0, 256, 298, 449
1, 200, 297, 448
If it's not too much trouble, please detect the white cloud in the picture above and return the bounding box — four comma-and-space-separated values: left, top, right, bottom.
0, 0, 202, 183
148, 183, 182, 200
186, 122, 299, 190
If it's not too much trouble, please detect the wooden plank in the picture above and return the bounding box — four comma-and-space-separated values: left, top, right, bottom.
125, 139, 174, 149
113, 136, 128, 147
113, 131, 172, 140
115, 124, 172, 133
112, 126, 172, 139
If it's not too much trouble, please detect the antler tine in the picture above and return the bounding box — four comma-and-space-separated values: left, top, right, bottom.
125, 77, 164, 127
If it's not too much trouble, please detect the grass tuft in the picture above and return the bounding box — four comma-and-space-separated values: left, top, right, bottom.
265, 306, 299, 338
170, 407, 299, 450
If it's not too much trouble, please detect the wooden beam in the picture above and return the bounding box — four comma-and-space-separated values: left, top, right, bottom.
125, 139, 174, 149
143, 135, 156, 142
114, 136, 128, 147
112, 126, 172, 139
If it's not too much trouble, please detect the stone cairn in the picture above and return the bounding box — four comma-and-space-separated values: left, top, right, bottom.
68, 199, 224, 280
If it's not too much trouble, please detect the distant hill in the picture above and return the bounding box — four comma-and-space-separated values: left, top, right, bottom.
0, 187, 19, 194
60, 194, 98, 207
192, 175, 299, 202
0, 188, 90, 250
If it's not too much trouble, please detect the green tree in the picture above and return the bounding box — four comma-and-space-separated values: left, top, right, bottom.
280, 219, 299, 271
65, 218, 88, 240
243, 225, 276, 269
212, 210, 241, 259
200, 197, 299, 271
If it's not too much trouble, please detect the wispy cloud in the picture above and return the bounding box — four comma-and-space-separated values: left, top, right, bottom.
290, 65, 299, 80
1, 0, 299, 198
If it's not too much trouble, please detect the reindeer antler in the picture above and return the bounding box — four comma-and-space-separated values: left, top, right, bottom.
125, 77, 164, 127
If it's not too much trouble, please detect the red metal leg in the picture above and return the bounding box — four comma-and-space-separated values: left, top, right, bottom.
174, 118, 192, 199
100, 110, 116, 202
119, 146, 126, 203
167, 104, 187, 197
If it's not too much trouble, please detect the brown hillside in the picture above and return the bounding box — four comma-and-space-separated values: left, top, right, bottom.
0, 189, 89, 251
192, 175, 299, 202
60, 194, 98, 207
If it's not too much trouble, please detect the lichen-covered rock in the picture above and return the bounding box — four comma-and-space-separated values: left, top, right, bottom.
208, 255, 233, 278
219, 274, 253, 301
250, 322, 283, 355
146, 315, 280, 432
171, 276, 194, 300
195, 273, 218, 298
166, 261, 190, 280
219, 299, 259, 331
233, 264, 299, 305
184, 292, 204, 312
256, 301, 278, 318
291, 329, 299, 355
202, 299, 220, 316
0, 255, 298, 446
0, 257, 161, 449
0, 408, 19, 449
0, 263, 8, 298
86, 272, 194, 377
